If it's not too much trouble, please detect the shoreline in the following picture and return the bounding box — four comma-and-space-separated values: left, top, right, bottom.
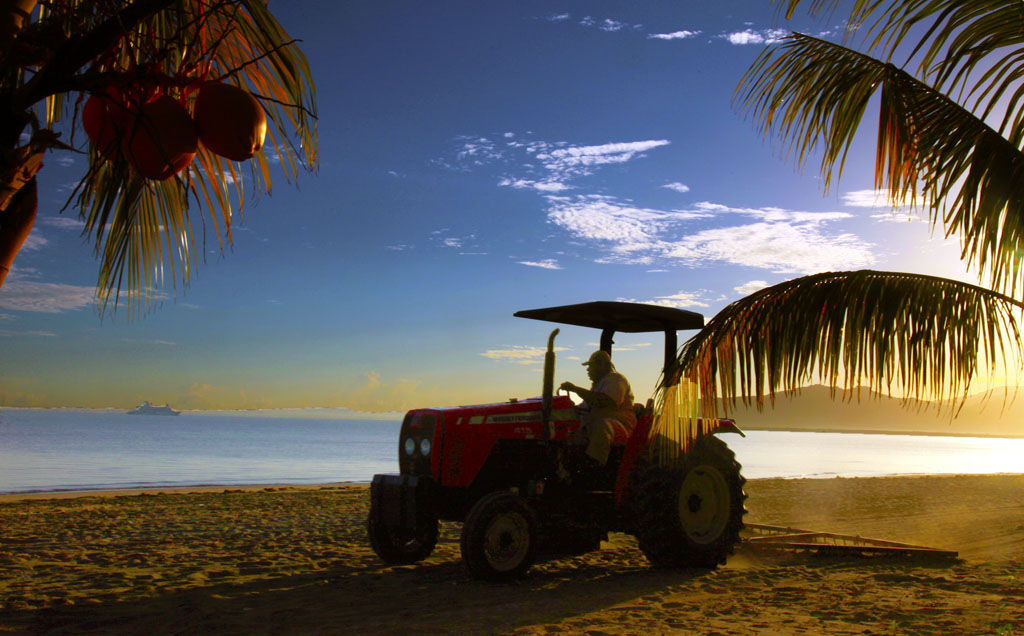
0, 481, 364, 501
3, 472, 1023, 503
738, 424, 1024, 439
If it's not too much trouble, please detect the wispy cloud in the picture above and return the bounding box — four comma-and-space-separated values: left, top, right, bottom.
546, 195, 674, 247
481, 345, 568, 364
444, 133, 875, 275
498, 178, 572, 193
456, 136, 503, 165
722, 28, 788, 45
578, 16, 641, 32
21, 231, 47, 251
0, 280, 95, 313
40, 216, 86, 230
843, 188, 927, 222
0, 329, 58, 337
545, 13, 645, 33
557, 18, 784, 44
692, 201, 852, 223
652, 291, 709, 308
447, 134, 671, 194
585, 17, 622, 31
536, 140, 670, 177
432, 233, 476, 251
518, 259, 563, 270
586, 342, 652, 353
735, 280, 769, 295
122, 337, 176, 346
649, 30, 700, 40
620, 291, 710, 309
843, 189, 892, 208
584, 340, 655, 352
547, 196, 873, 272
663, 221, 874, 273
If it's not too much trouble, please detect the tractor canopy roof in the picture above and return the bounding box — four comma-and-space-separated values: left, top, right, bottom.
514, 301, 704, 333
515, 302, 704, 380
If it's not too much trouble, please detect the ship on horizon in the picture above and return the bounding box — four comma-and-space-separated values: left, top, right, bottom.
126, 401, 180, 416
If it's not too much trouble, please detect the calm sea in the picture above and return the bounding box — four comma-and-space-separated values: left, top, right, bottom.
1, 408, 1021, 494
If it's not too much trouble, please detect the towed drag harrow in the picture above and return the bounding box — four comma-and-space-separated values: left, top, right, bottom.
742, 523, 959, 559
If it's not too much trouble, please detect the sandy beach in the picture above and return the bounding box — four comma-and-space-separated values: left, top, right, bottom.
1, 475, 1021, 635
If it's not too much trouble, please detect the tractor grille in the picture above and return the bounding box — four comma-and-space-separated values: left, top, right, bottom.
399, 411, 437, 476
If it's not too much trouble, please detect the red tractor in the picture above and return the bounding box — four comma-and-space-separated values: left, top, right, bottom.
368, 301, 746, 580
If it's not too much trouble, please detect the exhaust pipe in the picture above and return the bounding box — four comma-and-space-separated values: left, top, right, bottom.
541, 328, 559, 442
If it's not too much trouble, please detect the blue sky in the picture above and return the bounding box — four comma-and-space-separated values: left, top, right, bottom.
0, 1, 977, 412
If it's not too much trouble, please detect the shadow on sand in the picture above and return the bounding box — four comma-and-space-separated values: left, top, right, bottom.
2, 544, 718, 635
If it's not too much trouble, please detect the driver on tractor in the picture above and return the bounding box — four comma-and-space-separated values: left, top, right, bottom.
559, 350, 637, 475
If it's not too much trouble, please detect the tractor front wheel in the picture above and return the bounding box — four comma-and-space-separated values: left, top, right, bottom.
460, 491, 539, 581
367, 515, 439, 565
634, 436, 746, 568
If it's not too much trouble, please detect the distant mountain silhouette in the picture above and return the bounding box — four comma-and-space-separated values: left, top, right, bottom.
719, 384, 1024, 438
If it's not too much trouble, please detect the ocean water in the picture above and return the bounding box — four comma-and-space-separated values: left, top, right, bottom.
1, 408, 1021, 493
0, 409, 400, 493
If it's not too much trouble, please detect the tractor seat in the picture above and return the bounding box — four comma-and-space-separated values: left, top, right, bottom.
633, 400, 653, 422
584, 403, 654, 493
613, 402, 655, 506
606, 402, 652, 446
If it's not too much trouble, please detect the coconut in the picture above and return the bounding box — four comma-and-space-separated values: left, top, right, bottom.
122, 96, 198, 180
193, 81, 267, 161
82, 94, 127, 160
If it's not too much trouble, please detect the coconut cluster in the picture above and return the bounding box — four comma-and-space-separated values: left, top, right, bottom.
82, 82, 267, 180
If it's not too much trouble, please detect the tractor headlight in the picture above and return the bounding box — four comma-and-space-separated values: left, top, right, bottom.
404, 437, 416, 456
419, 438, 431, 457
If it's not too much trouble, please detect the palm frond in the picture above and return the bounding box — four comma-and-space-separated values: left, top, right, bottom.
737, 32, 1024, 295
737, 33, 884, 185
668, 270, 1024, 418
776, 0, 879, 25
777, 1, 1024, 139
852, 1, 1024, 120
777, 0, 846, 21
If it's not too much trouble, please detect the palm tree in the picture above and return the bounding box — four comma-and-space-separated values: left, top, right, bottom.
0, 0, 317, 315
660, 0, 1024, 434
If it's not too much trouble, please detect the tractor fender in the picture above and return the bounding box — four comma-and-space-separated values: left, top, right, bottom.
714, 419, 745, 437
613, 417, 744, 509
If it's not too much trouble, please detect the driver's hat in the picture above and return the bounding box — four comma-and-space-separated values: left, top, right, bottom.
582, 350, 613, 367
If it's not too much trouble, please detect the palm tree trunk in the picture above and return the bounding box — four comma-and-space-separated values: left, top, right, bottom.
0, 0, 36, 56
0, 175, 35, 286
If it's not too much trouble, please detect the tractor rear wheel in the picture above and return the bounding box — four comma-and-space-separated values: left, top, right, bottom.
367, 515, 438, 565
634, 436, 746, 568
460, 491, 539, 581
